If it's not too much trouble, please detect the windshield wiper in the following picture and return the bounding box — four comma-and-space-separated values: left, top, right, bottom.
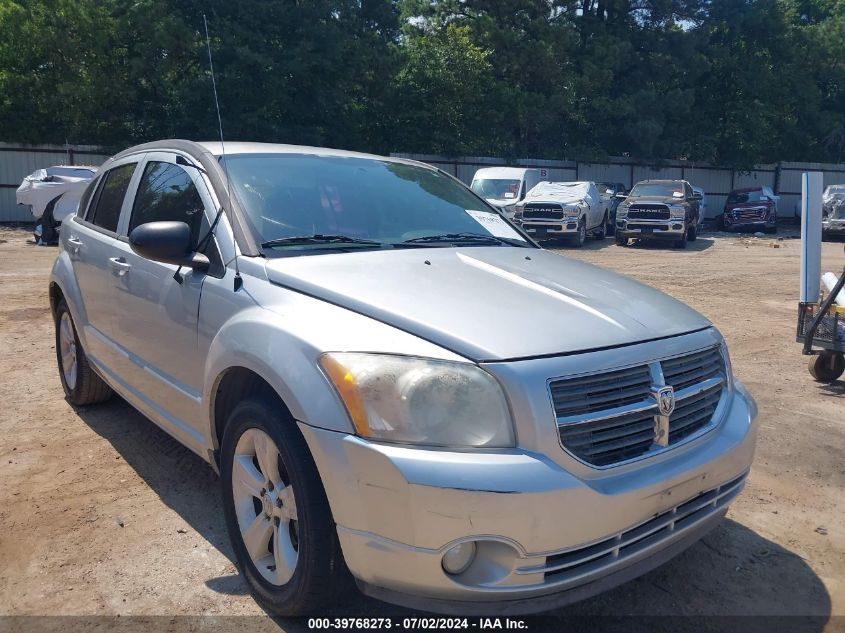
261, 234, 383, 248
402, 232, 518, 246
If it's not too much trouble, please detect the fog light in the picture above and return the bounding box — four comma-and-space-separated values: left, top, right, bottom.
442, 541, 476, 575
672, 223, 682, 230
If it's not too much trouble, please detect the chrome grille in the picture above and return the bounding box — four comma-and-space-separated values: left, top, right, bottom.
515, 472, 747, 584
669, 384, 722, 443
559, 409, 656, 466
550, 365, 652, 417
552, 346, 727, 467
523, 204, 564, 220
628, 205, 670, 220
661, 346, 722, 390
733, 206, 768, 221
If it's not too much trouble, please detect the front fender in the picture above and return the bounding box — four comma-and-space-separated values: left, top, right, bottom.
203, 306, 354, 440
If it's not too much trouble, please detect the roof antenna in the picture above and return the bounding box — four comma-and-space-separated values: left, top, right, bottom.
204, 13, 242, 292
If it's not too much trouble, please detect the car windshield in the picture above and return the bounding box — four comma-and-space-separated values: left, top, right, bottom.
220, 154, 528, 253
727, 190, 767, 204
45, 167, 95, 178
629, 182, 684, 198
470, 178, 521, 199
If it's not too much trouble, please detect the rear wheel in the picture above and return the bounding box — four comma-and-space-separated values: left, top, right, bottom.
221, 395, 350, 616
808, 352, 845, 383
54, 299, 113, 406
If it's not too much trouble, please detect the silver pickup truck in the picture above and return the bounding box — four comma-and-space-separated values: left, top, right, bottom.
50, 140, 757, 616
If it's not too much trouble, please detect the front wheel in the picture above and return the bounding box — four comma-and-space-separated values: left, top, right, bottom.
688, 224, 697, 242
674, 229, 688, 249
594, 213, 608, 240
220, 395, 350, 616
808, 352, 845, 383
572, 219, 586, 248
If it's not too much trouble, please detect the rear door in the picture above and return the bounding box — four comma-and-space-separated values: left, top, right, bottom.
109, 152, 221, 433
64, 158, 141, 374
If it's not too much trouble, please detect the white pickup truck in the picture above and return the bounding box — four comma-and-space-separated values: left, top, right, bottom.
515, 181, 611, 247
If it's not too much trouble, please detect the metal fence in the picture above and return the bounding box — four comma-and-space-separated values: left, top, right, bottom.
3, 143, 845, 222
391, 153, 845, 221
0, 143, 110, 222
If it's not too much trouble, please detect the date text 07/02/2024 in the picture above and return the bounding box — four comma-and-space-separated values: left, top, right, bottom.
306, 618, 529, 630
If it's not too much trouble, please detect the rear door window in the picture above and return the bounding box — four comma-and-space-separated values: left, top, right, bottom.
88, 164, 136, 233
129, 161, 205, 248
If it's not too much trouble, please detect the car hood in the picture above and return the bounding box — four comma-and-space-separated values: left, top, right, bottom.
726, 201, 772, 210
625, 195, 683, 205
263, 247, 710, 361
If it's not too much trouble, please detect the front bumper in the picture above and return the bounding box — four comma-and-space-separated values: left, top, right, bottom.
521, 219, 581, 237
823, 220, 845, 234
616, 218, 686, 240
724, 217, 777, 231
299, 381, 757, 614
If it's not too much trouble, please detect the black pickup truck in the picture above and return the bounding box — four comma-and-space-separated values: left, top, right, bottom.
614, 179, 701, 248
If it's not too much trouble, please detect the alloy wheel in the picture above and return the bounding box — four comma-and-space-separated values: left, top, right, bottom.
58, 311, 78, 390
231, 428, 299, 585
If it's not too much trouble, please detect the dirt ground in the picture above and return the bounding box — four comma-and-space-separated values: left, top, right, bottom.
0, 225, 843, 631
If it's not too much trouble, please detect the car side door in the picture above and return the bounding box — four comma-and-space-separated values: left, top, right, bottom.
63, 158, 141, 376
685, 182, 699, 223
108, 152, 222, 438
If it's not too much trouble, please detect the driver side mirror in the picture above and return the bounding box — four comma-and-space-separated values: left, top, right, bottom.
615, 192, 628, 199
690, 193, 703, 201
129, 221, 209, 271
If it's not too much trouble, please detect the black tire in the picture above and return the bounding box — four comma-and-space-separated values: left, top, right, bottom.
615, 235, 627, 247
688, 225, 697, 242
220, 394, 351, 616
594, 213, 608, 240
808, 352, 845, 383
572, 219, 586, 248
54, 299, 113, 406
765, 225, 777, 234
674, 229, 688, 249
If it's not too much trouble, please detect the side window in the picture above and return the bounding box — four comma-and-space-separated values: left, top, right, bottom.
88, 164, 136, 233
129, 161, 205, 248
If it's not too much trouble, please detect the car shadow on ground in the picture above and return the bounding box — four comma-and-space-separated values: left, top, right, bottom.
74, 400, 831, 631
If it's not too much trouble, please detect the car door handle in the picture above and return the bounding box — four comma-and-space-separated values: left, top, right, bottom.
67, 236, 82, 254
109, 257, 131, 276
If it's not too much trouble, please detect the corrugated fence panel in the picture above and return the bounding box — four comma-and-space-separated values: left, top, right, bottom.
577, 163, 632, 187
683, 169, 732, 219
0, 143, 109, 221
632, 165, 684, 183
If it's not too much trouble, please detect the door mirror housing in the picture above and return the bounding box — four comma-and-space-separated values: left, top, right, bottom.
129, 221, 209, 271
615, 192, 628, 199
690, 192, 703, 201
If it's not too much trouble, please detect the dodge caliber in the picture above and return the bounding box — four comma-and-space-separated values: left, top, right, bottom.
50, 140, 758, 615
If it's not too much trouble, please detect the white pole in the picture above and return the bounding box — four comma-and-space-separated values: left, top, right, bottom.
800, 172, 823, 303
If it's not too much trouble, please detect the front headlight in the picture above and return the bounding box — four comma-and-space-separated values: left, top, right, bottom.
669, 204, 686, 218
563, 206, 581, 218
319, 353, 515, 447
617, 205, 628, 218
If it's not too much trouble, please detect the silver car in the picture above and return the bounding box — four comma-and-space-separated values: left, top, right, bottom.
50, 140, 758, 616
